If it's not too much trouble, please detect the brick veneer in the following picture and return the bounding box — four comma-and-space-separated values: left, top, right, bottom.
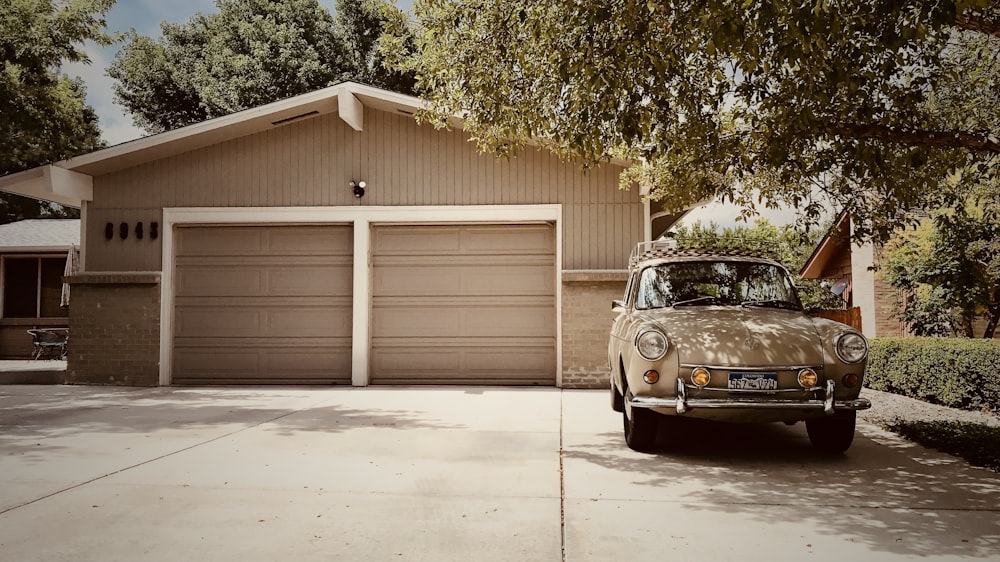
561, 271, 627, 389
64, 273, 161, 386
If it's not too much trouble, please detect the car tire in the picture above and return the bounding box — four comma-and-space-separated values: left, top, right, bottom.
623, 391, 658, 451
806, 411, 856, 454
611, 378, 624, 412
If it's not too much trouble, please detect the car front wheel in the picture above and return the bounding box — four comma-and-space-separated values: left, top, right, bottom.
623, 391, 658, 451
611, 378, 624, 412
806, 411, 856, 454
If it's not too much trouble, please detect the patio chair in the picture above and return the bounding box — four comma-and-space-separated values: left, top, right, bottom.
27, 328, 69, 360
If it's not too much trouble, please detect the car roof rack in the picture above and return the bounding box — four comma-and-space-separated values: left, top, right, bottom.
628, 240, 780, 268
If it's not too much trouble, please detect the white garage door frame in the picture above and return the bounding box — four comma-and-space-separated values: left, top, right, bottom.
159, 205, 562, 386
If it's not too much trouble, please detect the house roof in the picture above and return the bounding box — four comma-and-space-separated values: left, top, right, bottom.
799, 211, 850, 279
0, 82, 422, 207
0, 219, 80, 252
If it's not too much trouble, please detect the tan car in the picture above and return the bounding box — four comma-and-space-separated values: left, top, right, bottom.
608, 242, 871, 453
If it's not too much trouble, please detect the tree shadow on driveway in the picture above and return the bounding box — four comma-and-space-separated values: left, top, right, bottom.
563, 418, 1000, 558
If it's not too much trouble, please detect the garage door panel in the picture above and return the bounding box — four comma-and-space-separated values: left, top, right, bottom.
173, 225, 352, 384
174, 348, 350, 382
373, 302, 554, 338
373, 226, 461, 254
372, 346, 554, 384
176, 306, 350, 338
463, 225, 555, 253
374, 264, 554, 297
175, 227, 264, 256
371, 223, 556, 385
176, 263, 351, 298
266, 226, 352, 254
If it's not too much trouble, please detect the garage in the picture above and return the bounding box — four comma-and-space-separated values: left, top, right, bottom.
172, 225, 353, 384
369, 223, 557, 385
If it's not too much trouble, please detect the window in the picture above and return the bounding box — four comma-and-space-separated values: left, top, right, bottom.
635, 260, 802, 310
2, 257, 67, 318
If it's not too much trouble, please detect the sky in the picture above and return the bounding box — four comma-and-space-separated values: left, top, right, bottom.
61, 0, 795, 229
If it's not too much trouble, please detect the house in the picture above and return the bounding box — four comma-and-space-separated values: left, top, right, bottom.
0, 83, 651, 388
799, 211, 996, 339
0, 219, 79, 358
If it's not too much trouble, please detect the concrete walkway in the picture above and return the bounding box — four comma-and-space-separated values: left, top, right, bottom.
0, 386, 998, 561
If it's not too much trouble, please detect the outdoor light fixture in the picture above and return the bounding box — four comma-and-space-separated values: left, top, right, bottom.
350, 180, 367, 198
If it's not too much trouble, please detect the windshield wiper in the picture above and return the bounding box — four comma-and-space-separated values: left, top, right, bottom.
673, 296, 720, 307
740, 299, 801, 310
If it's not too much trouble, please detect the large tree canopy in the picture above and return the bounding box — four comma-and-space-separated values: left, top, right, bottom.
0, 0, 110, 222
388, 0, 1000, 242
110, 0, 417, 135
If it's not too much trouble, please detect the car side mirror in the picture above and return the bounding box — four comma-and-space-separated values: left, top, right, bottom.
611, 300, 626, 312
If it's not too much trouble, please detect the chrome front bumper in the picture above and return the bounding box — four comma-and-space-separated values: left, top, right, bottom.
630, 379, 872, 415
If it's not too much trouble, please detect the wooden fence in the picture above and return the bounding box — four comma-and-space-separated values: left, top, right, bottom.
809, 307, 862, 331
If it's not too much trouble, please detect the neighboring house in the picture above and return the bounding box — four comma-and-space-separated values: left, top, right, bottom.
0, 219, 79, 358
800, 211, 995, 339
0, 82, 656, 388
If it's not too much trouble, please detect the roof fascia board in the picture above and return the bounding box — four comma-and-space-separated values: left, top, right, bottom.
60, 83, 359, 175
0, 165, 91, 207
0, 246, 74, 254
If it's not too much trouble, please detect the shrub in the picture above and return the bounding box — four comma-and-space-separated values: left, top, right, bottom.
865, 337, 1000, 411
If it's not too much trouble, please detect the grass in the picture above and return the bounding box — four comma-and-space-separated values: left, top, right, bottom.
888, 420, 1000, 472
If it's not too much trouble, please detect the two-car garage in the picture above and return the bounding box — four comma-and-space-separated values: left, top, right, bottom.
168, 216, 557, 386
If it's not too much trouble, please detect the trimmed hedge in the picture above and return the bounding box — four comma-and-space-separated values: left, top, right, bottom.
865, 337, 1000, 411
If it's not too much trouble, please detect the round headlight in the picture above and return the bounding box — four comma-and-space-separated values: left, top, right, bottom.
636, 329, 669, 361
835, 332, 868, 364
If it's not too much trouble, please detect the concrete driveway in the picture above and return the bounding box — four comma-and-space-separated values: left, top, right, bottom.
0, 386, 997, 561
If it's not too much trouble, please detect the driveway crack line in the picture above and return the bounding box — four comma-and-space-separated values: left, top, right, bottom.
0, 406, 307, 516
559, 390, 566, 562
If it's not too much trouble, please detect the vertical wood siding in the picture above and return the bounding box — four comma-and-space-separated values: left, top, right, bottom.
87, 109, 642, 272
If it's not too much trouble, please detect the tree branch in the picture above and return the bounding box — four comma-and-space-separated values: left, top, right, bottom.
957, 9, 1000, 39
828, 123, 1000, 153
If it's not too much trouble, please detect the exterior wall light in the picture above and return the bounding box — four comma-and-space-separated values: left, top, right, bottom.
350, 180, 366, 198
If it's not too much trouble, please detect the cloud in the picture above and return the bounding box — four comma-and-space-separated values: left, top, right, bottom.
63, 43, 146, 146
676, 201, 799, 230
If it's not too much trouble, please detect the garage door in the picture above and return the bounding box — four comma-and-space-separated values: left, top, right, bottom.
172, 225, 352, 384
370, 224, 556, 385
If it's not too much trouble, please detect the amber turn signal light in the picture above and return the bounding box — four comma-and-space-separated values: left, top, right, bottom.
797, 368, 819, 388
842, 374, 860, 388
690, 367, 711, 388
643, 370, 660, 384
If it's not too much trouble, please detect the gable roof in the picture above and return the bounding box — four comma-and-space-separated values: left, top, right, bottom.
0, 82, 422, 207
799, 211, 850, 279
0, 219, 80, 252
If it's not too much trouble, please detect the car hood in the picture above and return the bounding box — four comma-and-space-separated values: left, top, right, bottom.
639, 307, 824, 367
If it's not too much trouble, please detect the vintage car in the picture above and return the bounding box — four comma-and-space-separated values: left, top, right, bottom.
608, 242, 871, 453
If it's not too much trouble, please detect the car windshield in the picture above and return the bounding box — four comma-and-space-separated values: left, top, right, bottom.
634, 260, 802, 310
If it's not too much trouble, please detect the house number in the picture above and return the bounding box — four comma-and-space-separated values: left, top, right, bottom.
105, 222, 159, 241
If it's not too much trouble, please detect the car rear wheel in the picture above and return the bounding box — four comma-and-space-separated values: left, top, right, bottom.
623, 391, 658, 451
806, 411, 856, 454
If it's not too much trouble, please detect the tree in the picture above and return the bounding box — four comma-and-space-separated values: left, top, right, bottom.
668, 219, 844, 310
110, 0, 417, 135
883, 206, 1000, 338
385, 0, 1000, 243
336, 0, 417, 95
0, 0, 111, 222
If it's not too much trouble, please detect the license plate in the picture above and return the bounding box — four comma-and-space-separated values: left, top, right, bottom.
728, 372, 778, 392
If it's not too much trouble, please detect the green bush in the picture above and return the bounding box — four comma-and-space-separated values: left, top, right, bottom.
865, 337, 1000, 411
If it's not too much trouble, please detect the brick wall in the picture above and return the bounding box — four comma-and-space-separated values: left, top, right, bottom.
65, 273, 161, 386
561, 271, 627, 389
873, 273, 906, 338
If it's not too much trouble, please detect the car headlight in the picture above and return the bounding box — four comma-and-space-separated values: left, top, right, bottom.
636, 328, 669, 361
835, 331, 868, 364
